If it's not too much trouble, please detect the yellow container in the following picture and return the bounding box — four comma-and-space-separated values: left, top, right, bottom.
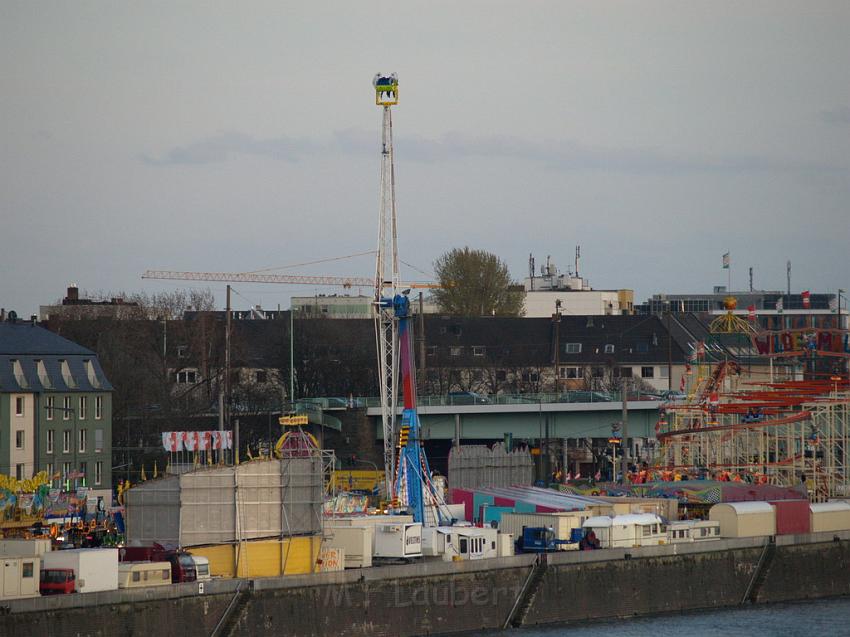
191, 535, 322, 578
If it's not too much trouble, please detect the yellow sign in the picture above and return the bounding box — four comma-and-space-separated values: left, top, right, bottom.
279, 415, 309, 426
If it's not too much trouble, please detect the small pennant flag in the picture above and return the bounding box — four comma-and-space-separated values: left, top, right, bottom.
830, 297, 838, 313
594, 471, 602, 481
776, 297, 784, 313
574, 472, 581, 480
802, 290, 811, 309
722, 252, 730, 269
748, 305, 756, 321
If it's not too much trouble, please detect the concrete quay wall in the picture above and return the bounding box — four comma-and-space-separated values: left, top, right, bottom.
2, 533, 850, 637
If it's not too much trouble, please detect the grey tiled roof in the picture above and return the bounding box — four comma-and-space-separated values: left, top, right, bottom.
0, 323, 113, 392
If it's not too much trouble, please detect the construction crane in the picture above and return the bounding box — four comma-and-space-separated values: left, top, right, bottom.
141, 270, 439, 289
372, 73, 445, 525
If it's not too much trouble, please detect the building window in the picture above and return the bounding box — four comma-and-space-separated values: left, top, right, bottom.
659, 367, 669, 379
46, 396, 54, 420
614, 367, 633, 378
591, 367, 605, 378
22, 562, 33, 578
472, 346, 486, 357
79, 429, 87, 453
46, 463, 54, 482
521, 370, 540, 383
426, 346, 437, 357
559, 366, 582, 379
176, 369, 198, 384
564, 343, 582, 354
636, 342, 649, 353
255, 370, 267, 383
15, 431, 24, 449
63, 396, 71, 420
95, 461, 103, 485
604, 344, 615, 354
62, 462, 71, 479
450, 347, 463, 357
16, 464, 24, 480
79, 462, 87, 485
63, 430, 71, 454
176, 345, 188, 359
59, 359, 76, 388
79, 396, 87, 419
47, 430, 54, 454
95, 429, 103, 453
95, 396, 103, 420
641, 367, 655, 379
15, 397, 24, 416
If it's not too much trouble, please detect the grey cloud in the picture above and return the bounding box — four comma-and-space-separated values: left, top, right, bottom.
144, 129, 832, 174
139, 131, 319, 165
820, 106, 850, 126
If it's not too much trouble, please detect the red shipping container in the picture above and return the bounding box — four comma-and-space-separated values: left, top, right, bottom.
770, 499, 810, 535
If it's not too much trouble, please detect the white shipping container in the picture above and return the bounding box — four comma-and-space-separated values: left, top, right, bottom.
324, 526, 373, 568
41, 549, 119, 593
373, 523, 422, 559
1, 556, 40, 600
499, 512, 586, 549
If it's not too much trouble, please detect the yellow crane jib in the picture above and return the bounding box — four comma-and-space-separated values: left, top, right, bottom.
373, 72, 398, 106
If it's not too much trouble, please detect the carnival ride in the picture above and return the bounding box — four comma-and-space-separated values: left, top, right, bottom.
371, 74, 447, 525
655, 305, 850, 501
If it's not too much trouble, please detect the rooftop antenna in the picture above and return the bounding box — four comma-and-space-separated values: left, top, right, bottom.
528, 254, 535, 291
749, 267, 753, 292
575, 245, 581, 279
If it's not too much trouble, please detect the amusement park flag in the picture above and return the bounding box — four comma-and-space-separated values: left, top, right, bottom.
722, 252, 730, 269
830, 297, 839, 313
748, 305, 756, 321
776, 297, 784, 313
802, 290, 811, 309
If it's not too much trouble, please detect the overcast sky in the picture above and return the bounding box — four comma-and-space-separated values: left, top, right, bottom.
3, 2, 849, 316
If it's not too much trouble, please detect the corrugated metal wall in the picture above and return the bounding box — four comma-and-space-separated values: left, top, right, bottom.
448, 443, 533, 490
188, 537, 322, 577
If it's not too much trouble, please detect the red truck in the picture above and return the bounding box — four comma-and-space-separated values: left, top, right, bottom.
40, 568, 76, 595
119, 544, 197, 583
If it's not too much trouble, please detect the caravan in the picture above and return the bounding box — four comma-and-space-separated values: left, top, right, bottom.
582, 514, 665, 548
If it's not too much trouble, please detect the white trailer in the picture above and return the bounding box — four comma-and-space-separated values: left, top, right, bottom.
666, 520, 721, 543
437, 527, 499, 562
582, 514, 665, 548
324, 525, 373, 568
1, 556, 40, 600
373, 523, 422, 560
499, 512, 586, 550
41, 549, 119, 593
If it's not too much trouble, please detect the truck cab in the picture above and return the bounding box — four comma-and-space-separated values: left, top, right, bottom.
40, 568, 76, 595
515, 527, 569, 553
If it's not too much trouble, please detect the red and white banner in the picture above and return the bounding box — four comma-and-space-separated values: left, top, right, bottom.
802, 290, 811, 309
748, 305, 756, 321
162, 432, 183, 452
163, 431, 233, 452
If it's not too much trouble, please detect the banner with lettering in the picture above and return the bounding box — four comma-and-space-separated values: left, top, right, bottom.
162, 431, 233, 452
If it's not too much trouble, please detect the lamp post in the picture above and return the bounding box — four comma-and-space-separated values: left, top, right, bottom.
664, 301, 672, 392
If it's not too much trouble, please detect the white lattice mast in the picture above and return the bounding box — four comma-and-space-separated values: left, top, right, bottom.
373, 73, 400, 498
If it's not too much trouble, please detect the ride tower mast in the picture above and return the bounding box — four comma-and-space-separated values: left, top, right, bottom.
372, 74, 444, 524
373, 73, 401, 500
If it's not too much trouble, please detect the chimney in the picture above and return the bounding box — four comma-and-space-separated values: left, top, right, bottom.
66, 285, 79, 302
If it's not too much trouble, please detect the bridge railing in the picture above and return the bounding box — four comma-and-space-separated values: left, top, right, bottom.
347, 390, 664, 408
